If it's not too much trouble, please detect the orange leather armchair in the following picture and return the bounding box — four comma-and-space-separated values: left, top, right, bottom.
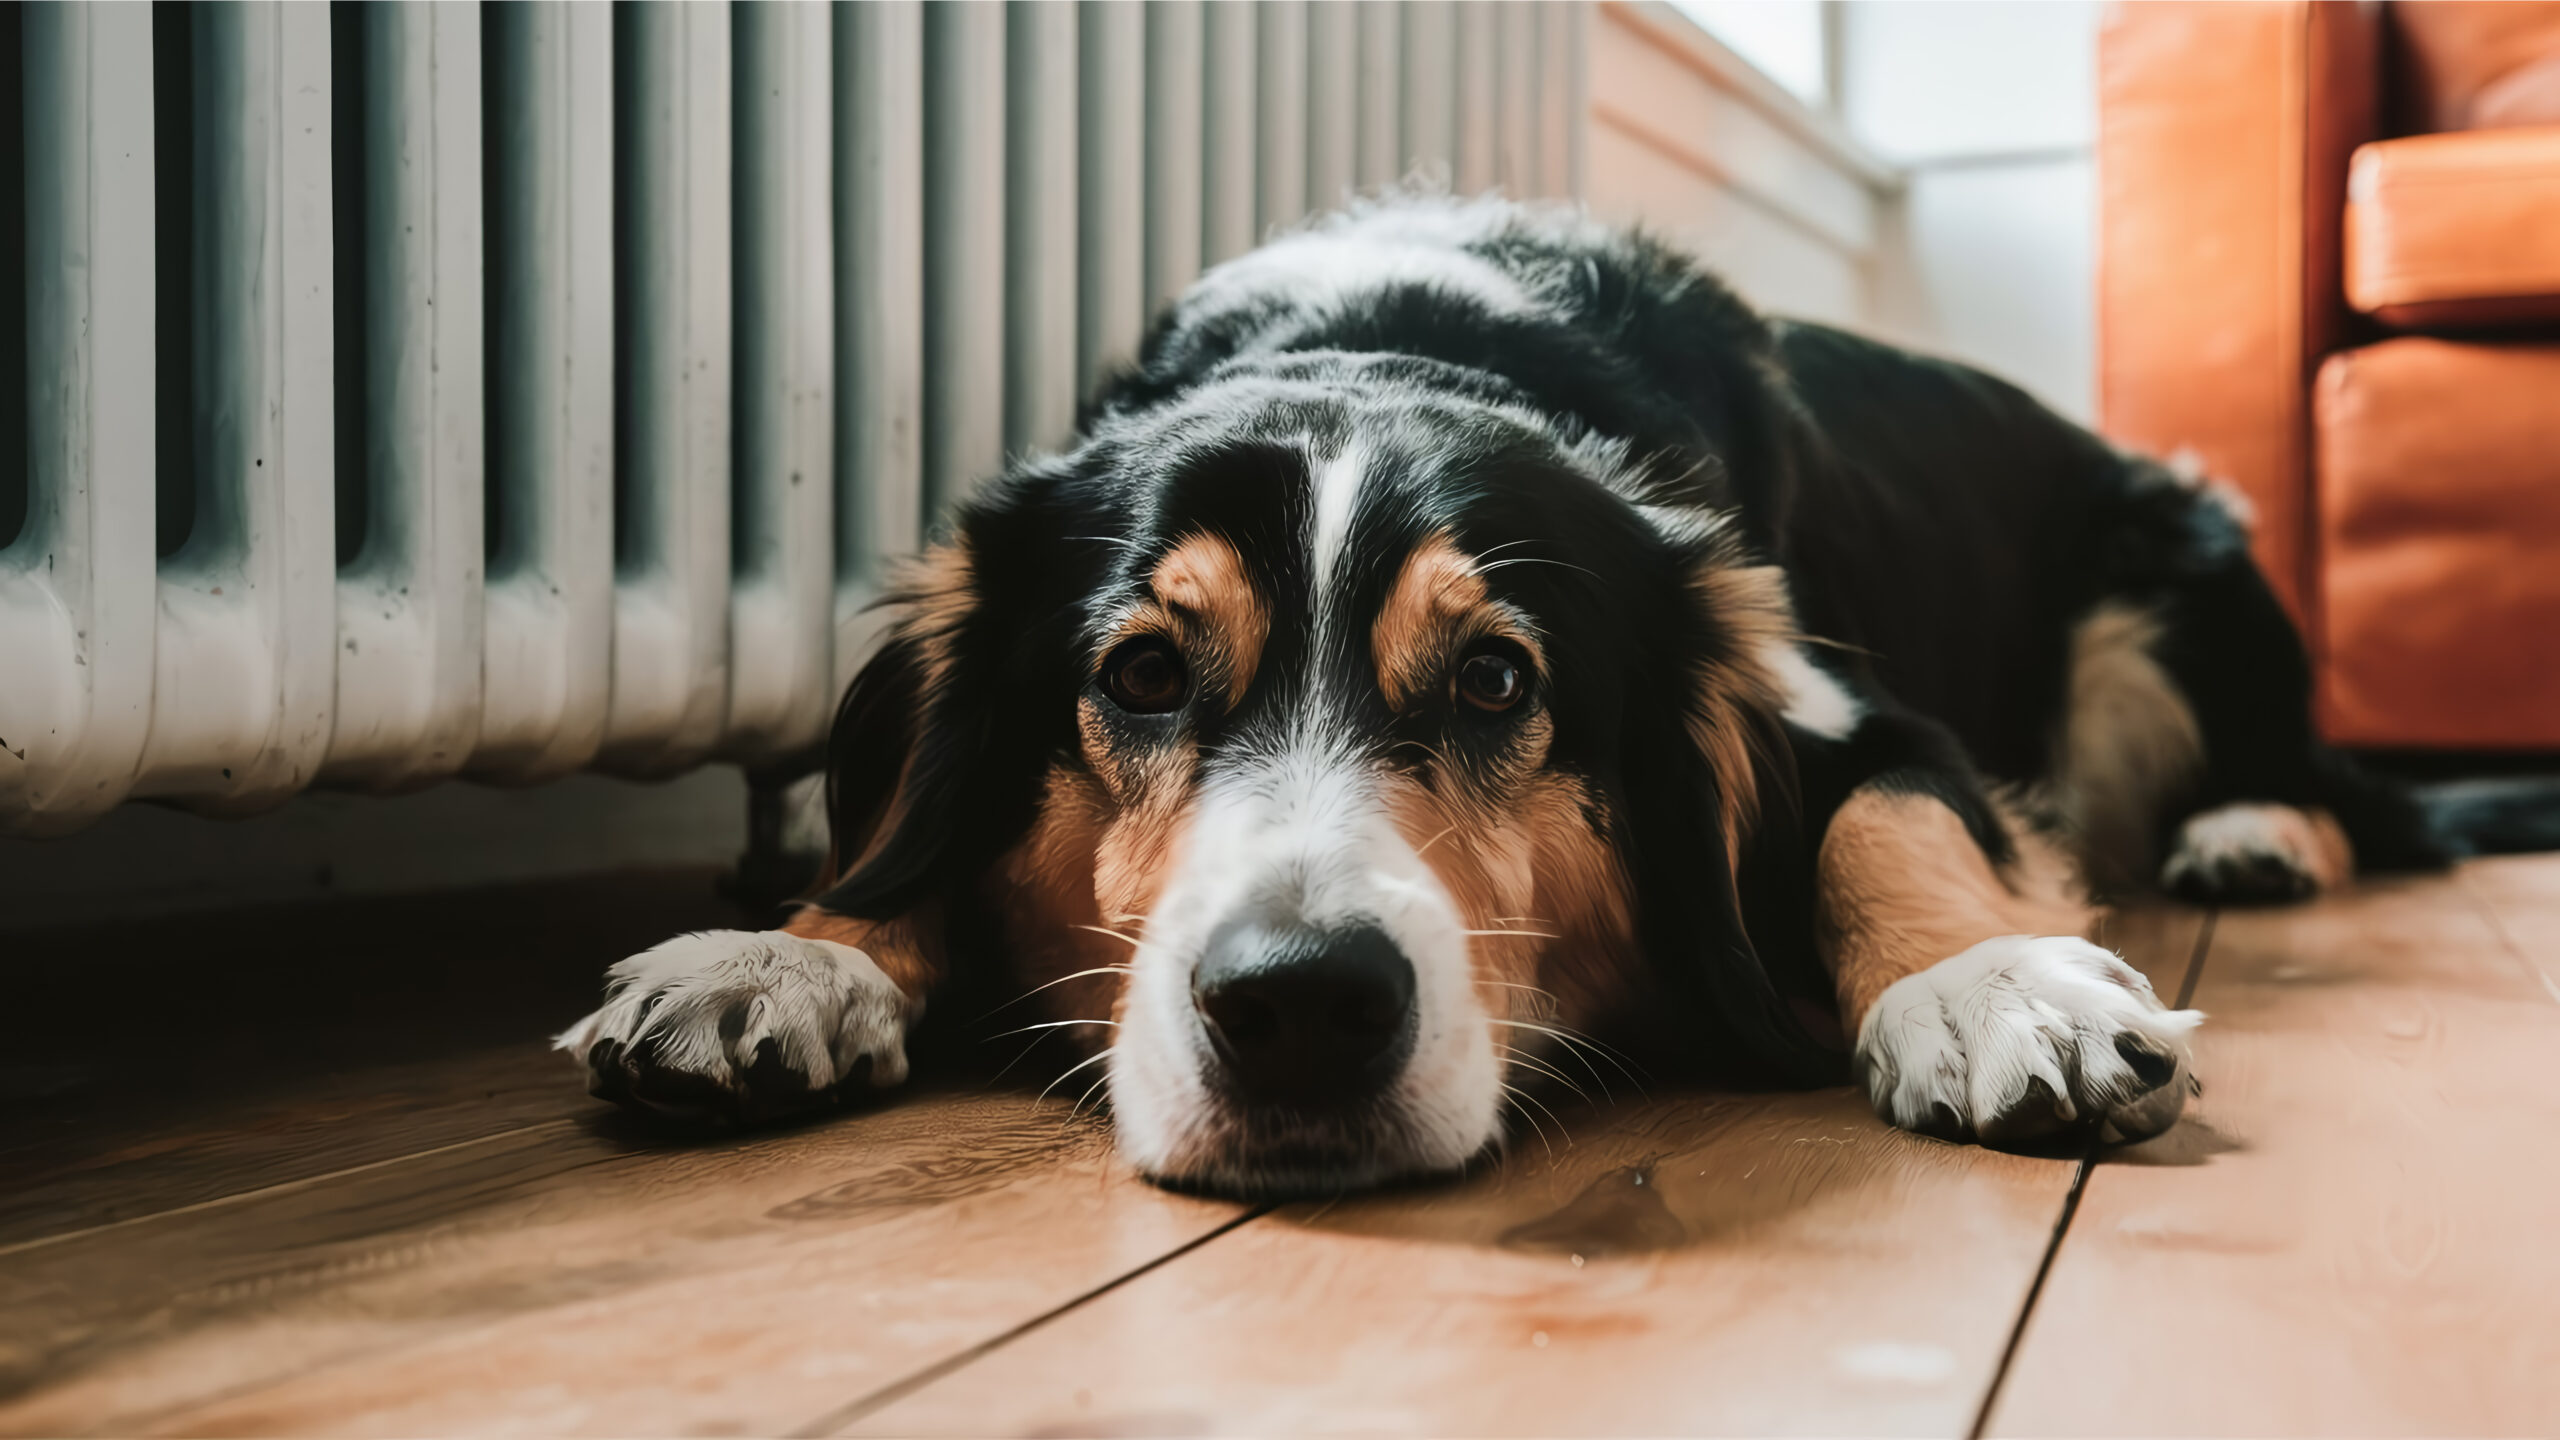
2101, 1, 2560, 750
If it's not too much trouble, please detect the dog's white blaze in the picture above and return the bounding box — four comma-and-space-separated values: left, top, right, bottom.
1306, 439, 1368, 624
1765, 641, 1865, 741
1107, 735, 1505, 1183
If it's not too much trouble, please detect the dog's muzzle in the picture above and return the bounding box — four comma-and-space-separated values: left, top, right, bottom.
1192, 918, 1417, 1109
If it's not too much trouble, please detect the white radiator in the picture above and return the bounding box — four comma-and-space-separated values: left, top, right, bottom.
0, 0, 1588, 838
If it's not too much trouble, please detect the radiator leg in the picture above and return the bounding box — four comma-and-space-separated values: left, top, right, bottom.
722, 769, 827, 927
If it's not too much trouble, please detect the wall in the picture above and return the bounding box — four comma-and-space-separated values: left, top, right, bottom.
1843, 0, 2103, 425
1581, 2, 1891, 330
0, 767, 752, 930
1585, 1, 2103, 427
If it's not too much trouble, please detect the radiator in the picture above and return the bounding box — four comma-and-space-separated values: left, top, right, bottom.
0, 0, 1588, 838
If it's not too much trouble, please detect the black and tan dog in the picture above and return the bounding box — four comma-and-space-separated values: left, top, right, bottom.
562, 198, 2471, 1195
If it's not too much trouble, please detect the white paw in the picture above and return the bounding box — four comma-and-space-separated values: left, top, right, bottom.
2161, 803, 2350, 903
556, 930, 915, 1124
1856, 935, 2201, 1145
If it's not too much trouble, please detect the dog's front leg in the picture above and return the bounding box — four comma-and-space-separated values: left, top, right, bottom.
1819, 786, 2200, 1145
556, 909, 936, 1125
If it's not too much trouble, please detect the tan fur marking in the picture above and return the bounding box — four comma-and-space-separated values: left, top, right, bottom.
897, 541, 977, 705
986, 768, 1134, 1052
782, 908, 944, 1002
1374, 534, 1500, 709
822, 542, 980, 885
1817, 789, 2095, 1035
994, 759, 1204, 1054
1380, 769, 1639, 1039
784, 541, 986, 1006
1148, 532, 1269, 703
2055, 601, 2204, 894
1684, 561, 1797, 874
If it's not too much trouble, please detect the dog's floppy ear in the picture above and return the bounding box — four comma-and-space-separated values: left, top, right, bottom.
1616, 528, 1843, 1086
811, 460, 1113, 926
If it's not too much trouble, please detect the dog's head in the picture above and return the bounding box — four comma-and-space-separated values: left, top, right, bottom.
816, 295, 1840, 1197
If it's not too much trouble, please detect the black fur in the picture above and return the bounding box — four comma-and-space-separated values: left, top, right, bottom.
814, 199, 2484, 1086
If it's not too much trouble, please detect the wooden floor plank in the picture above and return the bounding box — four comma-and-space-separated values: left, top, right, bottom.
839, 911, 2200, 1439
0, 1088, 1238, 1438
0, 869, 741, 1250
1989, 858, 2560, 1435
0, 1045, 590, 1250
2462, 853, 2560, 1001
841, 1095, 2063, 1437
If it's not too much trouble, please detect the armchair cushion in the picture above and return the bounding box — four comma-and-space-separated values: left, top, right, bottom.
2315, 338, 2560, 748
2346, 126, 2560, 329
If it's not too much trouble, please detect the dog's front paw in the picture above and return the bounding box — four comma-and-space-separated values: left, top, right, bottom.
2160, 802, 2349, 904
555, 930, 915, 1125
1856, 935, 2201, 1146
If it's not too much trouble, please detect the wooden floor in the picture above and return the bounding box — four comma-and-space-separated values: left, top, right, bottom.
5, 857, 2557, 1436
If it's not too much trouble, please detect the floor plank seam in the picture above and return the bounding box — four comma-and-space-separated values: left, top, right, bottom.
1965, 908, 2217, 1439
786, 1204, 1278, 1438
0, 1119, 585, 1260
1968, 1149, 2094, 1440
2455, 870, 2560, 1009
2173, 908, 2216, 1011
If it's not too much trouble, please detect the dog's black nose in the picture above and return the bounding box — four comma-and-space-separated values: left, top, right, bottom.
1193, 921, 1416, 1106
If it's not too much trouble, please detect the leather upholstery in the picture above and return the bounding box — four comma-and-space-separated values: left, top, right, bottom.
2102, 1, 2560, 749
2316, 340, 2560, 748
2097, 1, 2376, 627
2387, 1, 2560, 131
2346, 127, 2560, 329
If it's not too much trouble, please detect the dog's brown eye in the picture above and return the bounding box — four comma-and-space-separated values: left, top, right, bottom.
1102, 638, 1189, 714
1456, 649, 1525, 712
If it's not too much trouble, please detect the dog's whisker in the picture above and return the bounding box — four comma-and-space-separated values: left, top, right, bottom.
971, 964, 1137, 1025
1414, 823, 1463, 857
1509, 1082, 1573, 1142
1073, 925, 1150, 950
1487, 1018, 1647, 1095
987, 1018, 1121, 1042
1069, 1070, 1114, 1121
1031, 962, 1139, 990
1037, 1046, 1118, 1106
1462, 928, 1561, 940
987, 1035, 1049, 1087
1499, 1084, 1555, 1157
1499, 1083, 1563, 1162
1487, 1016, 1645, 1068
1395, 737, 1463, 775
1475, 556, 1602, 581
1481, 979, 1564, 1020
1494, 1043, 1594, 1104
1549, 1030, 1645, 1098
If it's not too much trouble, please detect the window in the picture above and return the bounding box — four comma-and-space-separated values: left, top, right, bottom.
1667, 0, 1830, 107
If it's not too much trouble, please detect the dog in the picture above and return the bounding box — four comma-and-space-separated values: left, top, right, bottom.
559, 197, 2464, 1197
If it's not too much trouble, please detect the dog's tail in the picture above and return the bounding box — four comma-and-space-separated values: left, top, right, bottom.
2419, 777, 2560, 858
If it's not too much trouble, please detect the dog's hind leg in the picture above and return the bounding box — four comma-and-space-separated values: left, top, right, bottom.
2076, 510, 2446, 904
